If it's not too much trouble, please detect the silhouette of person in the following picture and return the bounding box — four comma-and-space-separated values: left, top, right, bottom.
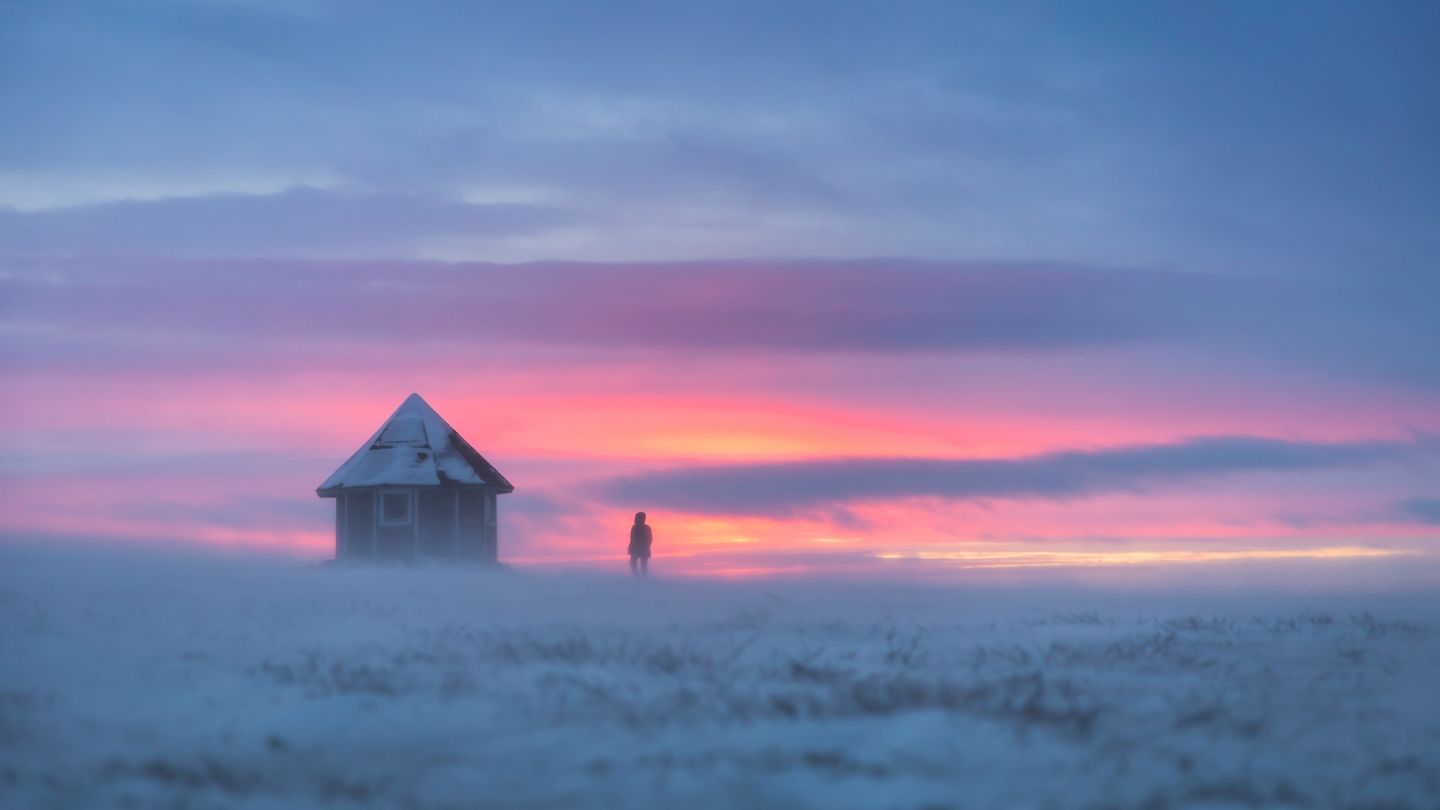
628, 512, 653, 576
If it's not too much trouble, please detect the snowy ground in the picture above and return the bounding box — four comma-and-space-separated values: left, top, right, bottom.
2, 547, 1439, 809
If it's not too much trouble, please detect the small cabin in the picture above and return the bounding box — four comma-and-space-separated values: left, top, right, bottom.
316, 393, 514, 563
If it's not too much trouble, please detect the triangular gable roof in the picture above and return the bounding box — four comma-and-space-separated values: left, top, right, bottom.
316, 393, 514, 495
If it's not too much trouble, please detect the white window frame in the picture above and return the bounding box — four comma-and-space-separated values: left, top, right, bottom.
378, 489, 413, 525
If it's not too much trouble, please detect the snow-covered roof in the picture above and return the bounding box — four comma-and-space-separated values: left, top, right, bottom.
316, 393, 514, 495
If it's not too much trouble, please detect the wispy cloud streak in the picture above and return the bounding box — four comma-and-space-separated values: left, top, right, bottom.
0, 187, 579, 257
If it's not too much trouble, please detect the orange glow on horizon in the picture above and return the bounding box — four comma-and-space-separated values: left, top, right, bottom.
11, 365, 1439, 466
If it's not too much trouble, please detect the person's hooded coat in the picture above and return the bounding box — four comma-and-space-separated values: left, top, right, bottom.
628, 521, 653, 559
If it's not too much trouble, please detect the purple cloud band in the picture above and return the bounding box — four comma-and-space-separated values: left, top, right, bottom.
3, 257, 1435, 388
0, 257, 1244, 353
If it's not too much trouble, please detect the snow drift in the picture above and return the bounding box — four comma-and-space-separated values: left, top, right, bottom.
2, 546, 1437, 809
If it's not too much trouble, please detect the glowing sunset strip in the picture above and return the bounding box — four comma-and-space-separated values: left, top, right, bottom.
872, 546, 1409, 568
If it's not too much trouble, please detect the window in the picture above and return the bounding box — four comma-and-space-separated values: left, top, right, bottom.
379, 490, 412, 525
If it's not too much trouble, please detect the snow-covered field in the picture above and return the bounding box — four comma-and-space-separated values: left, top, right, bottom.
3, 548, 1438, 809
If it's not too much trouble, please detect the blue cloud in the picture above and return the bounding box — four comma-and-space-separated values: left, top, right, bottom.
598, 436, 1431, 516
1395, 497, 1440, 526
4, 2, 1436, 280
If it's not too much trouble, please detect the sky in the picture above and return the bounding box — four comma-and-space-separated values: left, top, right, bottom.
2, 1, 1438, 578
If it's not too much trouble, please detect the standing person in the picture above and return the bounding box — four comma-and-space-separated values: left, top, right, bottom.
628, 512, 653, 576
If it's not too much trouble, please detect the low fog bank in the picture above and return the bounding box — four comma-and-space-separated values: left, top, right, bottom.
4, 539, 1438, 639
3, 543, 1439, 808
6, 535, 1438, 600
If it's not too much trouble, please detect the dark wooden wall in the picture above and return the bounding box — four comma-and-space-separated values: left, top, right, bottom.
417, 490, 455, 557
340, 491, 375, 559
335, 487, 499, 563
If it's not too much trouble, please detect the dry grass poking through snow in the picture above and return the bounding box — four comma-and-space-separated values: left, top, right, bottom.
2, 548, 1438, 809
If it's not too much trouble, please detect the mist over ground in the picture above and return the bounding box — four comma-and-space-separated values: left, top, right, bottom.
3, 544, 1437, 809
